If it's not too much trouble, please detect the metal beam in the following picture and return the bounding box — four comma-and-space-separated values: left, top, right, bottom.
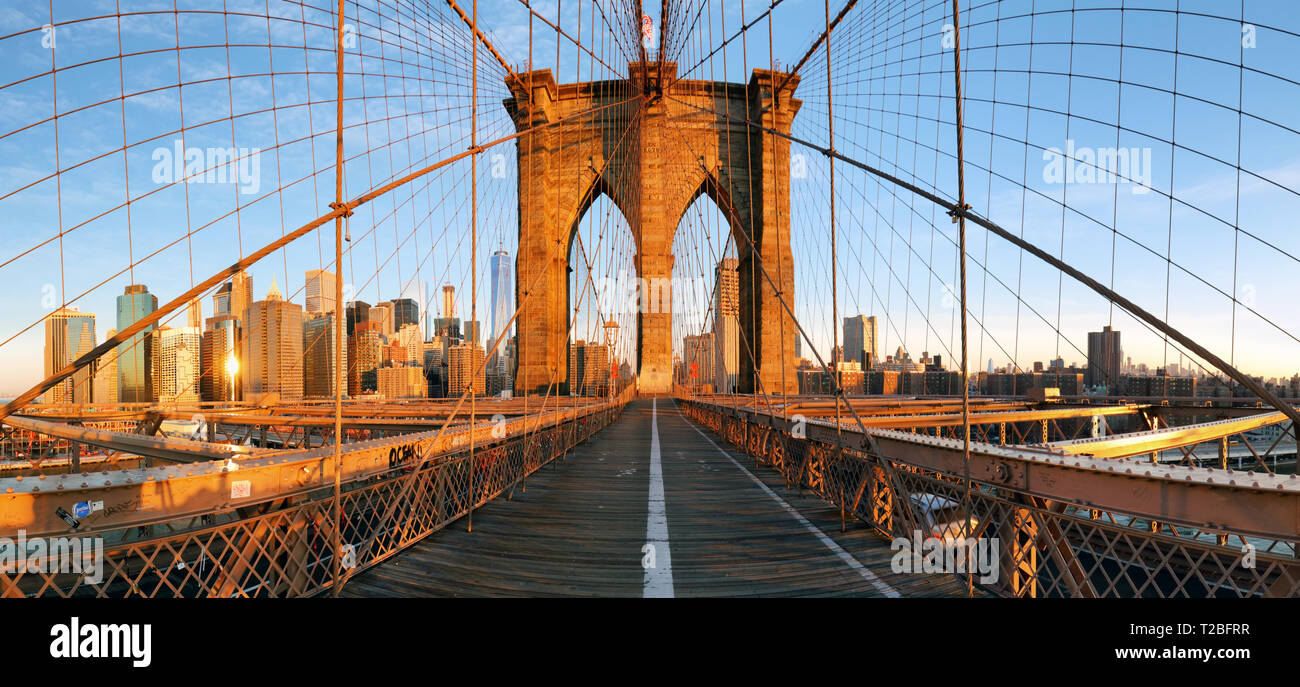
0, 398, 620, 537
822, 404, 1139, 430
2, 415, 257, 464
686, 398, 1300, 539
1047, 411, 1291, 459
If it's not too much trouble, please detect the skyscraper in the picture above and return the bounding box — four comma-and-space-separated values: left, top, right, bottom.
378, 366, 427, 399
1086, 325, 1123, 390
242, 279, 303, 402
230, 270, 253, 321
346, 300, 370, 337
117, 284, 157, 403
713, 258, 739, 393
186, 297, 203, 330
382, 340, 405, 369
302, 312, 345, 398
93, 328, 119, 404
434, 316, 460, 341
504, 335, 517, 384
44, 308, 96, 405
442, 284, 456, 319
401, 280, 429, 339
213, 282, 233, 317
434, 285, 460, 341
369, 301, 394, 339
390, 297, 419, 329
152, 326, 201, 403
843, 315, 878, 369
201, 315, 240, 401
568, 340, 587, 395
305, 269, 338, 315
423, 339, 445, 397
348, 320, 383, 395
396, 323, 422, 364
69, 311, 96, 405
462, 320, 481, 347
489, 250, 512, 354
448, 342, 485, 396
582, 342, 610, 396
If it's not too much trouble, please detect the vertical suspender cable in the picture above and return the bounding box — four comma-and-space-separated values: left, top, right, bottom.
824, 0, 841, 441
330, 0, 347, 597
949, 0, 974, 597
468, 0, 479, 533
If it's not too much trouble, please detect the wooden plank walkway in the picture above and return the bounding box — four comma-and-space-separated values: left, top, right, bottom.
341, 397, 979, 597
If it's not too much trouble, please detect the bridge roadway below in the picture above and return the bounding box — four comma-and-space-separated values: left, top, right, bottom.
341, 397, 974, 598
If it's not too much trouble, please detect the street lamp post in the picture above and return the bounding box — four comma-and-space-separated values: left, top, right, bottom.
604, 319, 619, 401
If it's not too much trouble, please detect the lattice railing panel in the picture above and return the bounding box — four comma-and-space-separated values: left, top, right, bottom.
681, 399, 1300, 598
0, 402, 624, 598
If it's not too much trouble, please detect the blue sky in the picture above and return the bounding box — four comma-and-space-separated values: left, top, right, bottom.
0, 0, 1297, 395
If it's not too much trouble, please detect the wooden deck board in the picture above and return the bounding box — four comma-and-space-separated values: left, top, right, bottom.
341, 397, 979, 598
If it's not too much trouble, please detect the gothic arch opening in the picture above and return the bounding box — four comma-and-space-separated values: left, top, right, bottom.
672, 186, 745, 394
564, 185, 637, 397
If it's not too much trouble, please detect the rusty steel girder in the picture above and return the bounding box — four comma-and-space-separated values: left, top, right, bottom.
686, 398, 1300, 541
680, 396, 1300, 598
0, 398, 625, 538
3, 414, 262, 464
0, 399, 628, 598
1045, 411, 1292, 459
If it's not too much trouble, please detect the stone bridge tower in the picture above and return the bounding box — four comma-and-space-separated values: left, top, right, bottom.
504, 62, 801, 396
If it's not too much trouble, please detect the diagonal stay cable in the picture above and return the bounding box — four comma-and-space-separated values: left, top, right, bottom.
664, 91, 1300, 430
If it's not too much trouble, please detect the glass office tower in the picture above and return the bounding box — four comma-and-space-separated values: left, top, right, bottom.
116, 284, 158, 403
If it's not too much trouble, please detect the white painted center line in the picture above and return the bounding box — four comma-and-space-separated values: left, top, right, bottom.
643, 397, 675, 598
677, 401, 901, 598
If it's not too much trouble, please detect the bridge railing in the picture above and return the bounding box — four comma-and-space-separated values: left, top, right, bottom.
678, 397, 1300, 598
0, 391, 632, 598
